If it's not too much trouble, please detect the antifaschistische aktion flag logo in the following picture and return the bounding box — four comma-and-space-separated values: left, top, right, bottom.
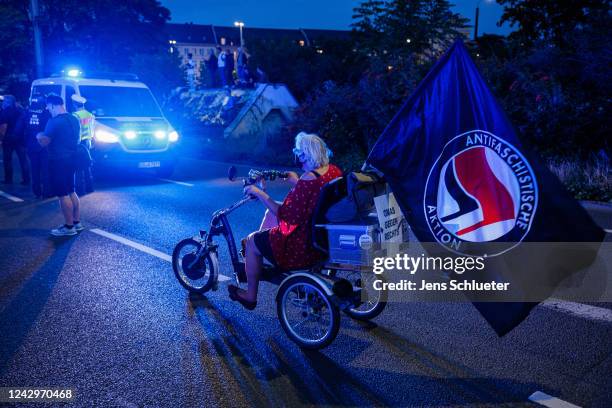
424, 129, 537, 256
366, 39, 605, 336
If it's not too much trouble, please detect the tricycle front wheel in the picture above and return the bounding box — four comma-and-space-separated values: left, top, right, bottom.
172, 238, 218, 293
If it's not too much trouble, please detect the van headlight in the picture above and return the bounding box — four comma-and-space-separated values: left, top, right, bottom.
168, 130, 179, 142
95, 129, 120, 143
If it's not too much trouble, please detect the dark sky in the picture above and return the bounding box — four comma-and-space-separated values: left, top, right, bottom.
161, 0, 512, 36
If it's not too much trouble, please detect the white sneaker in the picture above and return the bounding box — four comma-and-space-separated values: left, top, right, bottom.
74, 222, 85, 232
51, 225, 77, 236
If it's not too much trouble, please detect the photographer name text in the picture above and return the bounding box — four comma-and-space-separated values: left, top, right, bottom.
373, 279, 510, 291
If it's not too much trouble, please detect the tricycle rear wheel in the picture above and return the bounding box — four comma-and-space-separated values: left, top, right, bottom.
277, 276, 340, 350
339, 271, 388, 321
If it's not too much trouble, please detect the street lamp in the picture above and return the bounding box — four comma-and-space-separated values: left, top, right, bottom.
474, 0, 493, 40
30, 0, 44, 78
234, 21, 245, 46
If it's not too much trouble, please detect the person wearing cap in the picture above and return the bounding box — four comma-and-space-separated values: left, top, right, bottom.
72, 94, 94, 194
24, 96, 52, 197
37, 94, 82, 236
0, 95, 30, 185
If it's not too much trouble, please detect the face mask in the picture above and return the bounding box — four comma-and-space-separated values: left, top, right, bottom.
292, 147, 306, 167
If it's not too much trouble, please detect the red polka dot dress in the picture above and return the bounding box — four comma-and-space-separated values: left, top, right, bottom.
269, 164, 342, 270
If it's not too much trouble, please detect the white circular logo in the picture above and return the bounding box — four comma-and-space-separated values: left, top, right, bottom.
424, 130, 538, 256
359, 234, 373, 250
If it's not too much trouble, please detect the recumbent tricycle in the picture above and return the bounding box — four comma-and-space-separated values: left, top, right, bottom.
172, 166, 391, 349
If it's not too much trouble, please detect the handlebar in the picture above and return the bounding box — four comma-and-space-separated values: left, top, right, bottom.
216, 167, 290, 218
244, 169, 289, 186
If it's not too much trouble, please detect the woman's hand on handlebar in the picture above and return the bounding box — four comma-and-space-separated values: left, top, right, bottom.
246, 184, 280, 215
286, 171, 299, 186
244, 184, 265, 199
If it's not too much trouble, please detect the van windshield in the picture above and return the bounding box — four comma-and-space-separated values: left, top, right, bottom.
31, 84, 62, 101
78, 86, 163, 118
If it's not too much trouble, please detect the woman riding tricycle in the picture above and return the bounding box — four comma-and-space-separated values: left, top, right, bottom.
228, 132, 342, 310
172, 132, 388, 349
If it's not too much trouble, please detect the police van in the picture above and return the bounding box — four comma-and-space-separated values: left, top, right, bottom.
30, 72, 179, 176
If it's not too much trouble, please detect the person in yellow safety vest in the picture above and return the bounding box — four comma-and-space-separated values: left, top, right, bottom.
71, 94, 94, 194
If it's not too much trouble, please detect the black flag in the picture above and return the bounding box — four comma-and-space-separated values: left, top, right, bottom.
366, 40, 605, 335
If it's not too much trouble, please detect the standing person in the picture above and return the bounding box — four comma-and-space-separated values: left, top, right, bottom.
225, 48, 235, 88
236, 47, 250, 86
217, 47, 227, 87
71, 94, 94, 195
185, 53, 196, 90
0, 95, 30, 185
37, 94, 82, 237
24, 96, 51, 197
205, 48, 218, 88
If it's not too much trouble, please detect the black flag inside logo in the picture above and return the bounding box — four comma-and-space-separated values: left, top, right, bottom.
366, 40, 605, 336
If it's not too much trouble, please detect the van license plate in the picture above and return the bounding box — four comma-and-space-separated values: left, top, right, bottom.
138, 161, 161, 168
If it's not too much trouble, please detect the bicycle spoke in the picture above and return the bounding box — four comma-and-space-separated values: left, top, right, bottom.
291, 317, 310, 330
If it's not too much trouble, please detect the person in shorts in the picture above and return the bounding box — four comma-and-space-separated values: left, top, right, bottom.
37, 94, 83, 236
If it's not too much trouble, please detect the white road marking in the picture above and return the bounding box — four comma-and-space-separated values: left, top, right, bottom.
528, 391, 581, 408
604, 228, 612, 234
89, 228, 230, 281
90, 228, 172, 262
158, 178, 194, 187
542, 299, 612, 324
0, 190, 24, 202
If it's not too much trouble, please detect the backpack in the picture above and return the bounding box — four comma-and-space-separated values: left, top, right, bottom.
324, 171, 387, 223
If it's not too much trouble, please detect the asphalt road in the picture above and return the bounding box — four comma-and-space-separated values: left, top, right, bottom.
0, 155, 611, 407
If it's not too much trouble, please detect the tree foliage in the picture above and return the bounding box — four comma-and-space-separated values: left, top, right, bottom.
497, 0, 610, 47
38, 0, 170, 72
247, 37, 364, 101
0, 0, 180, 99
130, 51, 185, 100
352, 0, 468, 61
289, 0, 468, 170
477, 8, 611, 158
279, 0, 609, 198
0, 1, 33, 96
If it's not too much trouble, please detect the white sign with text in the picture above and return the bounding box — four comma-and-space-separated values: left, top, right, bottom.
374, 192, 407, 243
